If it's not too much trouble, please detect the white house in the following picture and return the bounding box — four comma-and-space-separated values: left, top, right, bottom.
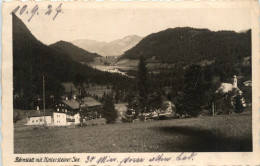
53, 112, 67, 126
26, 110, 52, 126
27, 116, 52, 125
26, 97, 102, 126
51, 98, 81, 126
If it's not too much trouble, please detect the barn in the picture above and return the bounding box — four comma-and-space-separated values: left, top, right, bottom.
81, 97, 102, 120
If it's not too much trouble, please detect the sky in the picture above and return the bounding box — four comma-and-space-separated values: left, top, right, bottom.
17, 7, 251, 45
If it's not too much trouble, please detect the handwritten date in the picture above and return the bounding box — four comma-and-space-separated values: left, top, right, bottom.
10, 3, 63, 22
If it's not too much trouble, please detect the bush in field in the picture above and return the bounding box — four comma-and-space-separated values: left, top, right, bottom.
234, 95, 244, 113
102, 94, 118, 124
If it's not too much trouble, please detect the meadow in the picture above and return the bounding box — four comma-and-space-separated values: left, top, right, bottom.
14, 112, 252, 153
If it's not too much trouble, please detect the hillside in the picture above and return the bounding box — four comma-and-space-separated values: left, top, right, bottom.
72, 35, 142, 56
13, 14, 132, 110
121, 27, 251, 64
13, 13, 77, 109
50, 41, 101, 63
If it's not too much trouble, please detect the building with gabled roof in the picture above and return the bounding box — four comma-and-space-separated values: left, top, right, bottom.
81, 97, 102, 120
81, 97, 101, 107
51, 98, 80, 126
26, 96, 103, 126
26, 109, 52, 126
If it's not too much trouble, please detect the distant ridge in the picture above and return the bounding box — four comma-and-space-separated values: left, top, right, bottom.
50, 40, 101, 63
71, 35, 142, 56
120, 27, 251, 64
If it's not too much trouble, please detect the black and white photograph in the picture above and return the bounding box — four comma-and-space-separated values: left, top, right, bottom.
2, 1, 259, 165
12, 3, 253, 153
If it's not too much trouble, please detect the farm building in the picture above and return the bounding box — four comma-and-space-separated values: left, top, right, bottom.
81, 97, 102, 120
26, 110, 52, 126
51, 97, 81, 126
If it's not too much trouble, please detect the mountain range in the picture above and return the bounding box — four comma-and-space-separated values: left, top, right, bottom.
71, 35, 142, 57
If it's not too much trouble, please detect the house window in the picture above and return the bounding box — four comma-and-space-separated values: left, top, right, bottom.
57, 108, 59, 112
65, 109, 67, 113
32, 120, 34, 123
40, 119, 42, 122
36, 120, 38, 122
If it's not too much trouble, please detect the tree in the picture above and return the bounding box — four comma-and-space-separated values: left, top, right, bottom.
234, 95, 244, 113
176, 65, 204, 117
102, 94, 118, 124
148, 91, 163, 112
241, 86, 252, 105
137, 56, 149, 114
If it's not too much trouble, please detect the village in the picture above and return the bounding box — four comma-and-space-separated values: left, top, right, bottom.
14, 73, 251, 129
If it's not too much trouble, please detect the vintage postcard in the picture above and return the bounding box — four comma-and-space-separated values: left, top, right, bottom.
1, 0, 260, 165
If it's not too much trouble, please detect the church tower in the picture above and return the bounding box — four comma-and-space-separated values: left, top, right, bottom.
233, 75, 237, 88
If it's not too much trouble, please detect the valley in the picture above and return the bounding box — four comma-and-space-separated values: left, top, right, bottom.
11, 9, 252, 154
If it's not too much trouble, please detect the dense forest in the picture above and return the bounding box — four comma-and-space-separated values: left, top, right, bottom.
121, 27, 251, 64
49, 41, 101, 63
13, 14, 133, 109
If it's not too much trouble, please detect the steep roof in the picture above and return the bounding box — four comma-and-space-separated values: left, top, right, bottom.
82, 97, 101, 107
62, 99, 80, 109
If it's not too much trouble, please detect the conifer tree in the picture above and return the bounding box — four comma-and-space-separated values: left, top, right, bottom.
137, 56, 148, 113
102, 94, 118, 124
234, 95, 244, 113
176, 65, 204, 117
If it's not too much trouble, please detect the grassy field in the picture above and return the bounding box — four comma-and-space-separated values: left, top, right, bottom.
14, 113, 252, 153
